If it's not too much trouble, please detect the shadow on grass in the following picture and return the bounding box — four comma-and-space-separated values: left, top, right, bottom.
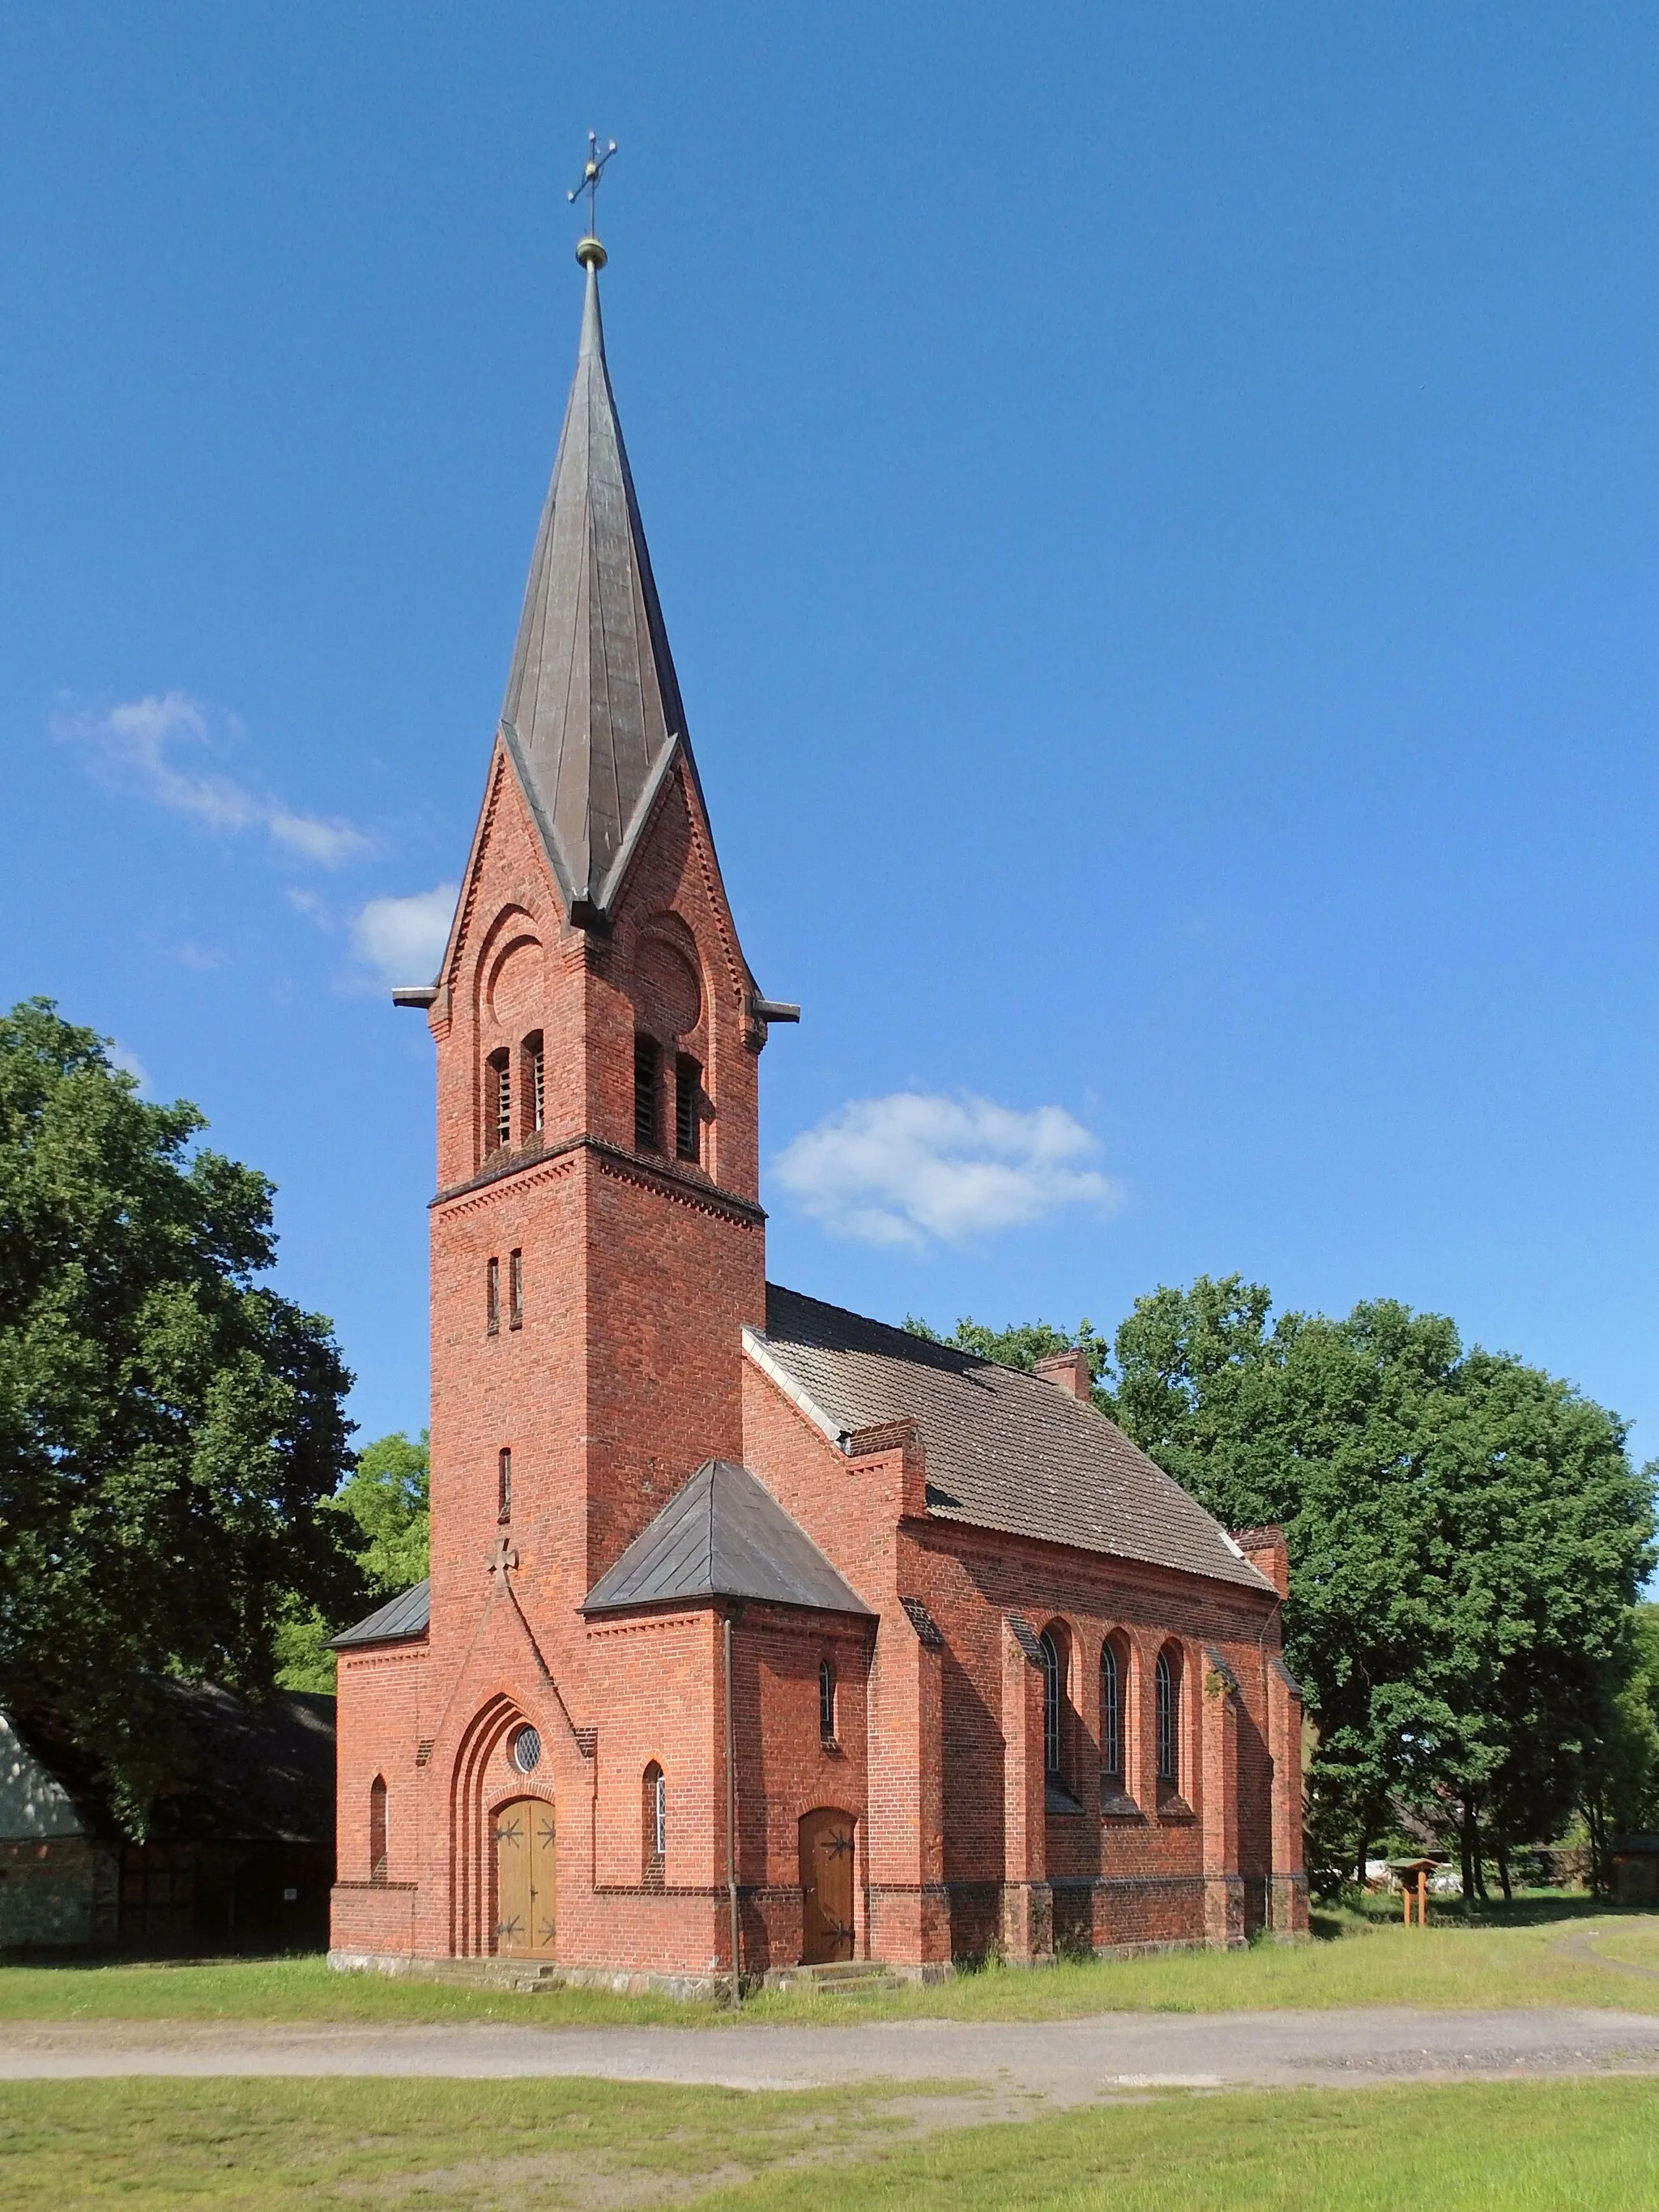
1308, 1892, 1641, 1941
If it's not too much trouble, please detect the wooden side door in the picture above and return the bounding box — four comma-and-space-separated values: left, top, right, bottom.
799, 1808, 856, 1963
494, 1797, 556, 1957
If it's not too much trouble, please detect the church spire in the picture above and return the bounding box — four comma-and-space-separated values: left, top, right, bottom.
498, 224, 691, 927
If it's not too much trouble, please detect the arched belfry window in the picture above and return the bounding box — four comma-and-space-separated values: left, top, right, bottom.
633, 1034, 661, 1152
1038, 1630, 1063, 1779
1100, 1640, 1123, 1780
523, 1033, 544, 1135
486, 1050, 511, 1153
675, 1055, 702, 1163
1155, 1647, 1180, 1784
369, 1775, 388, 1884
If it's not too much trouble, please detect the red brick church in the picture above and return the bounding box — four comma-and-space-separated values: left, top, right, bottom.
329, 228, 1307, 1988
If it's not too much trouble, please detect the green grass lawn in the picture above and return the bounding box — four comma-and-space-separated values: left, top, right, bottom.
2, 2075, 1657, 2210
3, 1903, 1657, 2027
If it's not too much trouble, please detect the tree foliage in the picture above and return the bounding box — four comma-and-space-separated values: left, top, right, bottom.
1108, 1275, 1656, 1890
906, 1313, 1112, 1401
0, 999, 358, 1829
275, 1430, 430, 1693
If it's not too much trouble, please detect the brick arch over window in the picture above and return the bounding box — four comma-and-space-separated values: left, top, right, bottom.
485, 928, 544, 1025
450, 1694, 539, 1957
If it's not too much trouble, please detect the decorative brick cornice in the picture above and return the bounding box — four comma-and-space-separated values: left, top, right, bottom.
431, 1131, 763, 1225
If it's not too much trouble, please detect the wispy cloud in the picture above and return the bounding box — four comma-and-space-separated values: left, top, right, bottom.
107, 1042, 149, 1091
167, 940, 229, 971
55, 691, 370, 867
351, 884, 458, 987
771, 1091, 1121, 1249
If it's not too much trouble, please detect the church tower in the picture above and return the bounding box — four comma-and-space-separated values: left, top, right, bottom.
409, 234, 790, 1647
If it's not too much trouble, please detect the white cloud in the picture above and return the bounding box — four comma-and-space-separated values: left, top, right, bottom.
108, 1042, 148, 1091
168, 940, 228, 971
351, 884, 458, 987
771, 1091, 1121, 1249
55, 691, 370, 866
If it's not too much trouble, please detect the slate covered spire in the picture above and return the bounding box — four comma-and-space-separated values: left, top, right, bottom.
499, 245, 691, 926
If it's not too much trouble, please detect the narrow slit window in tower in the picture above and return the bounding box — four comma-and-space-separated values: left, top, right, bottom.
508, 1248, 522, 1331
497, 1447, 512, 1525
486, 1256, 500, 1336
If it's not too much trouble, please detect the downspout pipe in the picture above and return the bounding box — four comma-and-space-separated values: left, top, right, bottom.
724, 1606, 743, 2008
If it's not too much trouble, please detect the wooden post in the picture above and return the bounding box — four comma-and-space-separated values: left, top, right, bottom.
1418, 1865, 1427, 1927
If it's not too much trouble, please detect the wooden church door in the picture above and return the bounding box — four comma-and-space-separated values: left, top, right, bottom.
799, 1808, 856, 1963
494, 1797, 556, 1957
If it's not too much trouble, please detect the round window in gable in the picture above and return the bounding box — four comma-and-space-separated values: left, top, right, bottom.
510, 1725, 541, 1775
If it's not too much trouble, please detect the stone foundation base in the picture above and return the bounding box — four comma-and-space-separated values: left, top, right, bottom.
326, 1950, 730, 2002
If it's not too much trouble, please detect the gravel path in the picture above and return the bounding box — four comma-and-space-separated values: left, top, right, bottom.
3, 2009, 1658, 2099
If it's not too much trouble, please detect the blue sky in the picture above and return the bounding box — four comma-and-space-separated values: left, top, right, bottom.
6, 4, 1659, 1465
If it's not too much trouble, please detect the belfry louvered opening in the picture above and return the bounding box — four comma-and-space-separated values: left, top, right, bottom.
523, 1033, 544, 1135
486, 1050, 511, 1153
674, 1054, 701, 1163
633, 1034, 661, 1152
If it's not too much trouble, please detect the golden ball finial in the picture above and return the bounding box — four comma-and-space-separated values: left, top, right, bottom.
575, 236, 608, 271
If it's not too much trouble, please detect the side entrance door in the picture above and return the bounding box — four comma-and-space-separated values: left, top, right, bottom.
494, 1796, 556, 1957
799, 1807, 856, 1963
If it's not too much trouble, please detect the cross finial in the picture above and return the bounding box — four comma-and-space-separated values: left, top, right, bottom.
568, 131, 617, 270
488, 1533, 518, 1579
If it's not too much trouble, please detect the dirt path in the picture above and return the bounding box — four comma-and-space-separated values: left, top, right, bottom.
2, 2008, 1658, 2097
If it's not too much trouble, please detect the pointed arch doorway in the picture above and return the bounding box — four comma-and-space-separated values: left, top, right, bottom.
494, 1797, 556, 1957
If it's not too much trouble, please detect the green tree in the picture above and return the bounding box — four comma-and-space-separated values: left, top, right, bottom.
0, 999, 358, 1830
906, 1314, 1112, 1404
1577, 1604, 1659, 1891
1109, 1276, 1655, 1897
275, 1430, 430, 1692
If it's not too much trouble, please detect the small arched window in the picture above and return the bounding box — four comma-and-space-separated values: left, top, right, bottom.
508, 1248, 523, 1331
486, 1255, 500, 1336
1155, 1646, 1180, 1784
369, 1775, 388, 1884
486, 1050, 511, 1153
497, 1447, 512, 1525
642, 1762, 666, 1885
1038, 1630, 1063, 1778
819, 1657, 837, 1745
522, 1033, 544, 1134
1100, 1640, 1122, 1780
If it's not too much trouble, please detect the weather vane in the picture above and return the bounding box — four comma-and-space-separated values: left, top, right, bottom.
568, 132, 617, 267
